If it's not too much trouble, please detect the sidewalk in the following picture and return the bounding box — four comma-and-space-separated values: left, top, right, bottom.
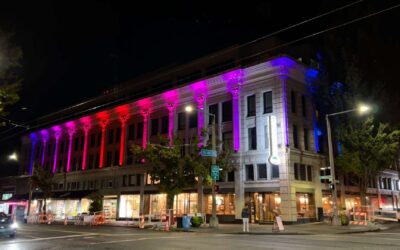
173, 221, 395, 235
47, 219, 398, 235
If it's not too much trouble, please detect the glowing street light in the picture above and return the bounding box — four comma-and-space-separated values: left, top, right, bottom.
8, 152, 18, 161
326, 104, 371, 225
185, 104, 219, 228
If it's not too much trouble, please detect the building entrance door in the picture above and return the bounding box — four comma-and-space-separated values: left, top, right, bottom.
246, 192, 281, 223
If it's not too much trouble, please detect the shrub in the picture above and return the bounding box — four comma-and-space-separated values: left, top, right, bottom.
190, 216, 203, 227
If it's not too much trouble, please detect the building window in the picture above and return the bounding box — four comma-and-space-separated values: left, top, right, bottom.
122, 175, 127, 187
291, 91, 296, 113
222, 100, 232, 122
178, 112, 186, 130
257, 164, 267, 179
272, 165, 279, 179
301, 95, 307, 117
247, 94, 256, 117
74, 138, 79, 151
116, 128, 121, 143
89, 154, 94, 169
189, 112, 197, 129
128, 124, 135, 140
294, 163, 312, 181
151, 118, 159, 136
209, 104, 219, 125
304, 128, 309, 151
114, 150, 119, 166
246, 164, 254, 181
60, 141, 65, 153
222, 132, 233, 151
307, 165, 313, 182
227, 171, 235, 182
97, 132, 102, 147
90, 134, 95, 148
80, 136, 84, 150
263, 91, 273, 113
137, 122, 143, 139
248, 127, 257, 150
108, 129, 114, 144
293, 125, 299, 148
106, 151, 112, 167
161, 116, 168, 134
126, 147, 133, 165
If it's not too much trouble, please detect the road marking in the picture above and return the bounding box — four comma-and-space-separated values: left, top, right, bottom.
90, 236, 183, 245
0, 234, 96, 244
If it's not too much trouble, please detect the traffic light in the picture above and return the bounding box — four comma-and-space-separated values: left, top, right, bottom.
214, 184, 220, 192
329, 183, 335, 190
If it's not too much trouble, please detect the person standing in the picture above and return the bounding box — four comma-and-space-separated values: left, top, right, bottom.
241, 203, 250, 232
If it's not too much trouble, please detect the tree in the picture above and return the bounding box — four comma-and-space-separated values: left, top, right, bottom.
131, 136, 234, 214
0, 29, 22, 122
336, 117, 400, 207
88, 192, 103, 214
30, 165, 54, 214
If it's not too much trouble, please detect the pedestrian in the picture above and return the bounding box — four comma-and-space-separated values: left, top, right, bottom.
241, 203, 250, 232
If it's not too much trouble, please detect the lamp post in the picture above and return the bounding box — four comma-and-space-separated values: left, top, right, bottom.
326, 104, 370, 225
185, 105, 219, 228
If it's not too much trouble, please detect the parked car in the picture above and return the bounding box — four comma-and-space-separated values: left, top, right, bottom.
0, 212, 17, 238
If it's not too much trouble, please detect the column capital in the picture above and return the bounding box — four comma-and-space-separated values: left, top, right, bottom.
83, 123, 91, 133
67, 127, 76, 137
100, 119, 108, 129
166, 102, 176, 112
54, 130, 62, 140
140, 110, 150, 120
119, 114, 129, 123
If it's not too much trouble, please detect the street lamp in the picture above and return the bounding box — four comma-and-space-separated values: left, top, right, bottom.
8, 152, 18, 161
185, 105, 219, 228
326, 104, 371, 225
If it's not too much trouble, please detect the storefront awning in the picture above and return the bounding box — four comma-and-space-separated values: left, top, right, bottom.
52, 190, 93, 199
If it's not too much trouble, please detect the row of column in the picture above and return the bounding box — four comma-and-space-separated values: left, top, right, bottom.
29, 77, 243, 175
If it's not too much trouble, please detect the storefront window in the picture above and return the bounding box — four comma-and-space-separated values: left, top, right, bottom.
149, 194, 167, 216
204, 194, 235, 215
103, 198, 117, 219
47, 200, 65, 220
245, 192, 280, 222
322, 195, 333, 216
296, 193, 315, 218
119, 195, 140, 218
174, 193, 198, 215
65, 200, 79, 217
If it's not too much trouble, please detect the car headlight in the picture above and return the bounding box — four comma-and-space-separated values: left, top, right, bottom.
10, 222, 18, 229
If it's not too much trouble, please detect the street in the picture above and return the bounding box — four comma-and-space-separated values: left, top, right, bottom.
1, 224, 400, 250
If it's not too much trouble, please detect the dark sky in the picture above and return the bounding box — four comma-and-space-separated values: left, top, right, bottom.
0, 0, 399, 176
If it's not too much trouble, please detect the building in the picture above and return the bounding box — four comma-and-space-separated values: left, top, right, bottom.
15, 52, 329, 223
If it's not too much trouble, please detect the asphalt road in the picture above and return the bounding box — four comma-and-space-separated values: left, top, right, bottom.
1, 224, 400, 250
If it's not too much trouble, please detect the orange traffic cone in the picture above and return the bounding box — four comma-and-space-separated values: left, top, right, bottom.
164, 222, 169, 232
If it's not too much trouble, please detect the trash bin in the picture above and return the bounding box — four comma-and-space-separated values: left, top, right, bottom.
176, 216, 183, 228
182, 215, 191, 230
317, 207, 323, 222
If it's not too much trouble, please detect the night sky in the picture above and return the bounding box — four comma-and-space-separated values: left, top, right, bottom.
0, 0, 399, 176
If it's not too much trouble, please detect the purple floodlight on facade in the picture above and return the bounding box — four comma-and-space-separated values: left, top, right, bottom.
52, 125, 62, 173
40, 130, 49, 167
29, 133, 38, 175
65, 121, 76, 172
224, 69, 244, 152
191, 81, 208, 144
163, 90, 179, 145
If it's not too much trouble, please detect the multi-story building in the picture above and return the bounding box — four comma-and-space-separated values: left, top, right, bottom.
16, 53, 328, 223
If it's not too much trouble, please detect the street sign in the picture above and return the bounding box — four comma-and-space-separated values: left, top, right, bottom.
201, 149, 217, 157
211, 164, 219, 180
320, 176, 332, 180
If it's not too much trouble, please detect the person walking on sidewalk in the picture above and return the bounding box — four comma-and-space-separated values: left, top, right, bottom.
241, 203, 250, 232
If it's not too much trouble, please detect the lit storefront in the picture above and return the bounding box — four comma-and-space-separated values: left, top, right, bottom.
174, 193, 198, 214
296, 193, 316, 219
119, 195, 140, 218
103, 196, 117, 219
245, 192, 280, 222
30, 198, 90, 220
204, 194, 235, 216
